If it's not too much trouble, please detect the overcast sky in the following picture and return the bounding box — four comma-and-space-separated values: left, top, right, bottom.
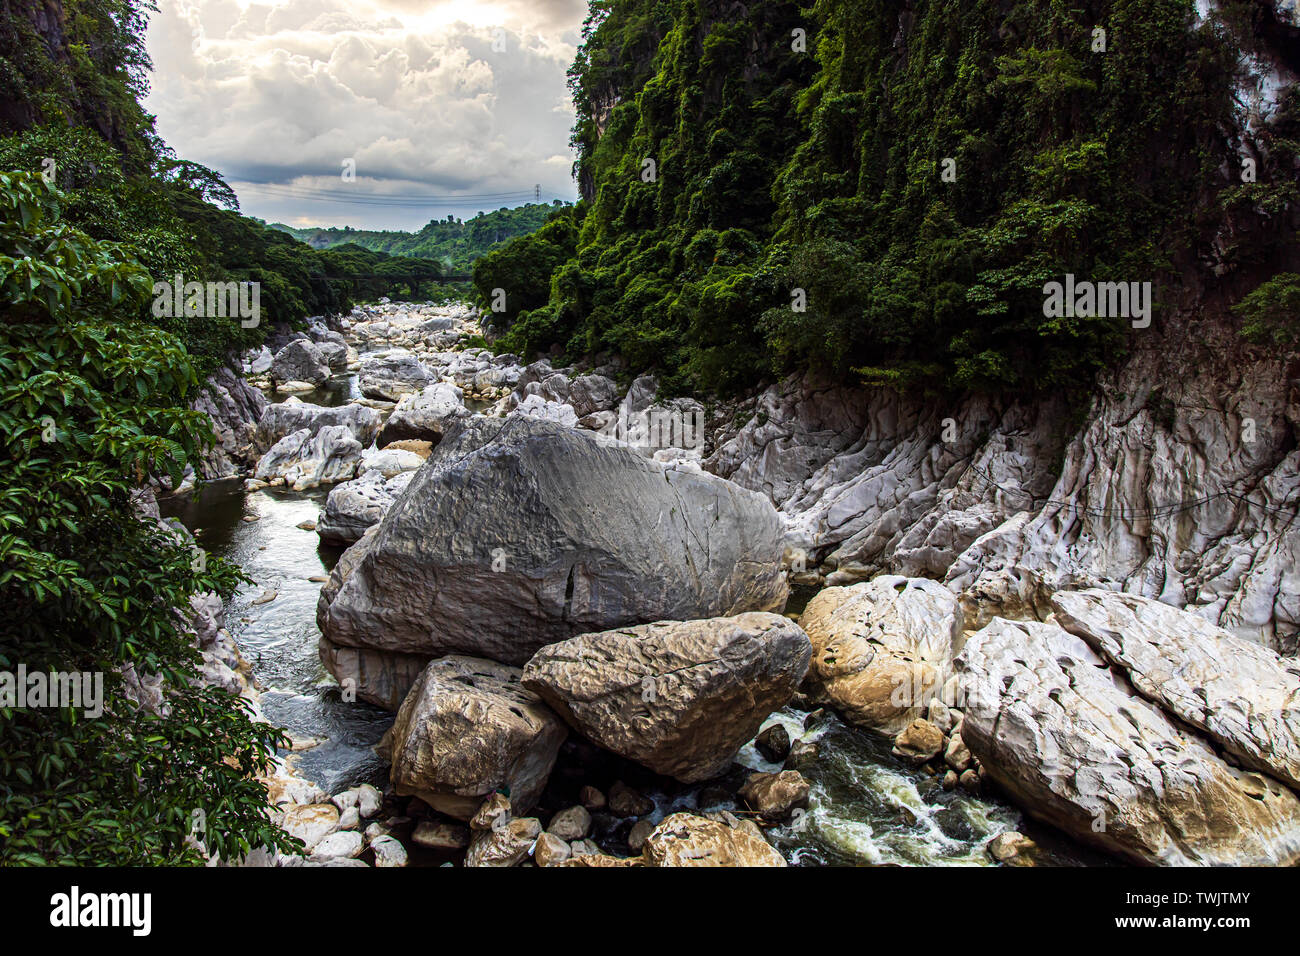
144, 0, 588, 231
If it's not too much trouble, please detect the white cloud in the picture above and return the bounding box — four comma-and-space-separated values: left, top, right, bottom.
144, 0, 586, 229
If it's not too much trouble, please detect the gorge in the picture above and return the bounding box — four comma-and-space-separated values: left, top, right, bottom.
3, 0, 1300, 874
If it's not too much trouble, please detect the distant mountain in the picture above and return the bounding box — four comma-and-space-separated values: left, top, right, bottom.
270, 201, 571, 273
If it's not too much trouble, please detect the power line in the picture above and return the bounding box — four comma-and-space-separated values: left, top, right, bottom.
309, 273, 473, 281
239, 181, 545, 200
241, 190, 541, 208
237, 182, 564, 208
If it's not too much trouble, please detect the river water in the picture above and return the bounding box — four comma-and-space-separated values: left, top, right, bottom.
159, 351, 1105, 866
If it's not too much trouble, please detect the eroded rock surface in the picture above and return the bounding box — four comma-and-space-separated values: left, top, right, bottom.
376, 382, 469, 447
1051, 589, 1300, 790
798, 576, 965, 735
387, 655, 566, 820
956, 617, 1300, 866
191, 365, 266, 478
271, 339, 330, 387
642, 812, 786, 867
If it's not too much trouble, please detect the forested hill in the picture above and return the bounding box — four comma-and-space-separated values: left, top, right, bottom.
476, 0, 1300, 396
271, 202, 570, 273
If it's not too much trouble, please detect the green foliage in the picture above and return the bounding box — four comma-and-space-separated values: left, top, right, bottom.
472, 206, 582, 354
0, 0, 447, 376
1233, 273, 1300, 344
0, 123, 449, 375
0, 172, 298, 864
488, 0, 1285, 397
0, 0, 158, 169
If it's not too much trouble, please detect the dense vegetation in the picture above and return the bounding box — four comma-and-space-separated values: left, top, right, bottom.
477, 0, 1300, 395
272, 201, 571, 274
0, 171, 299, 863
0, 0, 415, 862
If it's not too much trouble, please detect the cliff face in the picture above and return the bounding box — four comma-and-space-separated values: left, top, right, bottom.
0, 0, 157, 163
708, 310, 1299, 649
699, 2, 1300, 650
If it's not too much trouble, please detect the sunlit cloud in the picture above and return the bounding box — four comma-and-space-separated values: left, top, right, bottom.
144, 0, 587, 229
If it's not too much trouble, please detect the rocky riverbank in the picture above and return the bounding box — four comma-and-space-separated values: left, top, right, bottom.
174, 296, 1300, 867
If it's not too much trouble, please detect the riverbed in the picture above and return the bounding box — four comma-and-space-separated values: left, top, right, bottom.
159, 311, 1106, 867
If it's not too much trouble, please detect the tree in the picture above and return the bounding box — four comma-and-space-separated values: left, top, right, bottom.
0, 171, 297, 864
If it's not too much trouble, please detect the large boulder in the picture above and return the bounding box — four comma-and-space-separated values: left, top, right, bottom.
359, 349, 432, 401
315, 339, 349, 373
245, 345, 273, 374
387, 655, 566, 820
318, 527, 433, 709
568, 374, 620, 418
358, 447, 424, 479
956, 617, 1300, 866
510, 393, 579, 428
317, 470, 415, 546
255, 398, 381, 454
319, 636, 430, 712
1051, 589, 1300, 790
271, 339, 330, 386
798, 576, 965, 736
376, 382, 469, 447
318, 416, 788, 686
523, 613, 810, 782
254, 425, 362, 491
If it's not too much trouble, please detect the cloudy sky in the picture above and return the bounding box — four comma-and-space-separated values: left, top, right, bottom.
144, 0, 588, 230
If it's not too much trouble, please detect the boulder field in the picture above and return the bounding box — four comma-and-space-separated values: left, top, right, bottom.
187, 299, 1300, 868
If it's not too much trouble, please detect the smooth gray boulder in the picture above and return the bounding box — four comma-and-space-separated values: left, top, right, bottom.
568, 374, 620, 418
359, 349, 432, 401
317, 470, 415, 546
522, 612, 811, 782
319, 636, 430, 711
956, 617, 1300, 866
358, 447, 424, 479
245, 345, 273, 375
510, 393, 579, 428
317, 529, 429, 709
255, 398, 381, 453
376, 382, 468, 447
318, 416, 788, 686
254, 425, 361, 491
315, 339, 349, 373
1051, 589, 1300, 790
271, 339, 330, 386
